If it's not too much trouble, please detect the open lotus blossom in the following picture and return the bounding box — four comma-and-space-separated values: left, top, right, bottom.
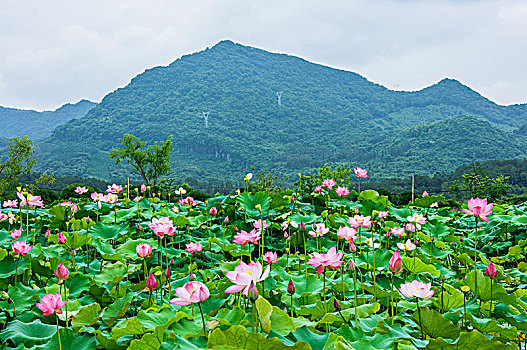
185, 242, 203, 256
430, 202, 439, 208
179, 196, 196, 206
11, 228, 21, 239
422, 191, 429, 196
233, 229, 261, 246
346, 216, 359, 229
55, 263, 69, 284
307, 246, 345, 275
245, 172, 253, 181
174, 187, 187, 195
106, 184, 123, 194
354, 215, 372, 229
148, 217, 176, 237
281, 218, 299, 231
12, 240, 32, 256
91, 192, 106, 209
405, 223, 417, 233
309, 222, 330, 238
337, 226, 357, 243
225, 261, 269, 295
253, 219, 269, 232
0, 213, 7, 222
390, 227, 406, 238
397, 239, 417, 252
378, 211, 389, 220
407, 213, 427, 229
335, 186, 350, 197
36, 293, 67, 316
146, 273, 158, 291
74, 186, 88, 194
263, 251, 279, 264
106, 194, 118, 204
399, 280, 434, 299
486, 262, 498, 279
321, 178, 337, 190
3, 200, 18, 208
136, 243, 152, 257
170, 281, 210, 306
389, 249, 404, 273
354, 167, 369, 178
460, 197, 494, 222
22, 194, 43, 208
314, 185, 322, 194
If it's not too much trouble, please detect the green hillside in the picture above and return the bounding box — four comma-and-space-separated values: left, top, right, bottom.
33, 40, 527, 183
0, 99, 96, 141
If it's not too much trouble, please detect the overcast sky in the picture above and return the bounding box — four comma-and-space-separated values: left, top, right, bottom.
0, 0, 526, 111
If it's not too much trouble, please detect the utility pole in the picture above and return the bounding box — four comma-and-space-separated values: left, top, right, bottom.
202, 111, 209, 128
277, 91, 282, 106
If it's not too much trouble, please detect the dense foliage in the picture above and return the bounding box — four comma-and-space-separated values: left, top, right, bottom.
30, 41, 527, 183
0, 172, 526, 349
0, 137, 37, 199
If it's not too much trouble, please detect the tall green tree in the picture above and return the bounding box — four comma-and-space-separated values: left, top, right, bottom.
109, 134, 173, 191
0, 136, 37, 199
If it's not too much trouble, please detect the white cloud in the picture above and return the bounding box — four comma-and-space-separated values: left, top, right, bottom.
0, 0, 525, 110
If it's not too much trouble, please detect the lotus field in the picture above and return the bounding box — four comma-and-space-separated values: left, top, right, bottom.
1, 173, 527, 349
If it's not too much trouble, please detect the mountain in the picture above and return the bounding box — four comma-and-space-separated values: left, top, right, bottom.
33, 40, 527, 183
0, 99, 96, 141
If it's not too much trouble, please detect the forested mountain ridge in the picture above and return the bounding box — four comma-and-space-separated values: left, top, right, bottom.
0, 99, 96, 141
32, 40, 527, 183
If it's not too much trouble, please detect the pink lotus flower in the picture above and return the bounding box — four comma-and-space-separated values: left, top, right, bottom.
460, 197, 494, 222
55, 263, 69, 284
141, 183, 147, 192
3, 200, 18, 208
224, 216, 229, 224
36, 293, 67, 316
405, 223, 416, 233
347, 216, 359, 229
136, 243, 152, 257
281, 219, 299, 231
245, 173, 253, 181
407, 213, 427, 227
337, 226, 357, 243
309, 223, 330, 238
12, 240, 32, 256
486, 262, 498, 279
322, 178, 337, 190
8, 212, 16, 225
45, 229, 51, 238
146, 273, 158, 291
378, 211, 389, 220
59, 201, 72, 207
253, 219, 269, 232
0, 212, 7, 222
354, 167, 369, 178
17, 192, 27, 207
106, 194, 118, 204
185, 242, 203, 256
58, 232, 67, 244
390, 227, 406, 238
18, 193, 43, 208
170, 281, 210, 306
225, 261, 270, 295
179, 196, 196, 206
422, 191, 429, 197
430, 202, 439, 208
209, 206, 217, 216
233, 229, 261, 246
11, 228, 21, 239
314, 186, 322, 194
106, 184, 123, 194
307, 246, 345, 275
148, 217, 176, 238
263, 251, 279, 264
335, 186, 350, 197
389, 249, 404, 274
74, 186, 88, 195
91, 192, 105, 209
397, 239, 416, 252
399, 280, 434, 299
354, 215, 371, 229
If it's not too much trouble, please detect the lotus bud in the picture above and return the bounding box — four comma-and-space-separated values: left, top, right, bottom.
146, 273, 158, 291
388, 249, 404, 274
165, 267, 171, 278
287, 279, 295, 295
333, 298, 341, 312
486, 262, 498, 279
224, 216, 229, 224
54, 263, 69, 284
45, 229, 51, 238
348, 259, 356, 272
57, 232, 66, 244
209, 206, 217, 216
349, 241, 357, 253
300, 221, 306, 231
170, 258, 174, 266
248, 281, 259, 302
86, 216, 91, 224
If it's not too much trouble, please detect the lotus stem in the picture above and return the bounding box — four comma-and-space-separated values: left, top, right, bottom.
56, 314, 62, 350
198, 301, 208, 338
416, 297, 423, 340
